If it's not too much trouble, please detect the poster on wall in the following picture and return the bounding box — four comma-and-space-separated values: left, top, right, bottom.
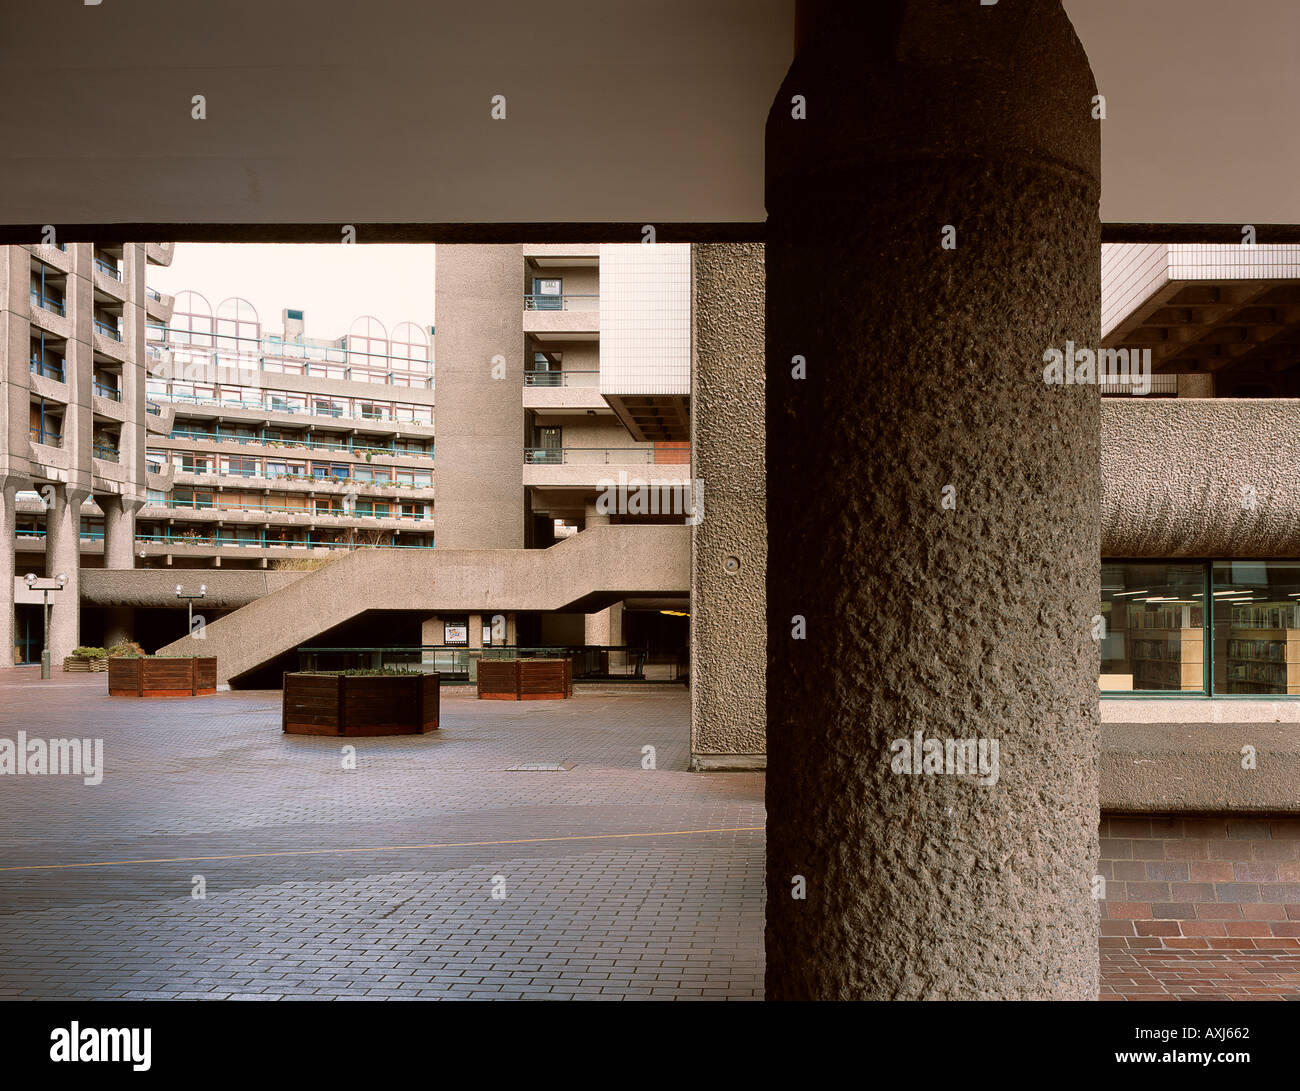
444, 623, 468, 645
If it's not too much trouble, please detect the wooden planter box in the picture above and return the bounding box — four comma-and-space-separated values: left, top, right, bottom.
283, 672, 441, 736
477, 658, 573, 701
64, 656, 109, 673
108, 657, 217, 696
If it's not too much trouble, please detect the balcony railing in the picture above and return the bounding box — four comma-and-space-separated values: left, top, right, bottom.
155, 455, 433, 488
29, 355, 65, 382
93, 380, 121, 401
135, 531, 433, 551
93, 444, 120, 463
523, 369, 600, 387
94, 256, 122, 281
145, 400, 162, 415
146, 388, 435, 426
145, 495, 431, 520
524, 293, 599, 311
29, 426, 62, 448
30, 290, 65, 316
165, 428, 426, 459
94, 318, 123, 341
524, 446, 690, 465
146, 287, 162, 301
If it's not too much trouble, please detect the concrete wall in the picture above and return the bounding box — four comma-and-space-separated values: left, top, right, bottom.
1102, 399, 1300, 557
689, 243, 765, 769
434, 245, 525, 549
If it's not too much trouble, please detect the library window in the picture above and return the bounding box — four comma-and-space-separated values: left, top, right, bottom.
1101, 560, 1300, 697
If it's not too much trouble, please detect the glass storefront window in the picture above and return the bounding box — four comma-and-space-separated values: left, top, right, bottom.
1100, 562, 1206, 693
1101, 560, 1300, 696
1212, 561, 1300, 696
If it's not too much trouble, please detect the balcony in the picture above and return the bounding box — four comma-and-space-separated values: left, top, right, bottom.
525, 446, 680, 465
29, 426, 62, 448
524, 293, 599, 311
524, 369, 599, 387
93, 444, 121, 463
94, 318, 122, 342
30, 289, 65, 317
29, 354, 65, 382
93, 379, 122, 401
523, 295, 600, 337
94, 256, 122, 281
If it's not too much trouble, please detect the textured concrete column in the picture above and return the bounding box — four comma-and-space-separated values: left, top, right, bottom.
584, 601, 623, 646
583, 500, 610, 528
765, 1, 1101, 999
102, 496, 142, 570
101, 496, 141, 648
690, 244, 766, 770
45, 485, 88, 663
0, 479, 17, 666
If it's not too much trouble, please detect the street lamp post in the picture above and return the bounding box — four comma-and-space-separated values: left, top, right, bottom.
24, 572, 67, 680
175, 583, 206, 639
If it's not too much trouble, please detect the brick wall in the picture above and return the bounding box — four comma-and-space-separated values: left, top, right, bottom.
1099, 815, 1300, 949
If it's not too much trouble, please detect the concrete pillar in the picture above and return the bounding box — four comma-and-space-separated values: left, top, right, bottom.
102, 495, 141, 570
583, 500, 611, 528
690, 244, 766, 770
0, 479, 17, 667
45, 485, 88, 663
764, 0, 1101, 999
584, 601, 624, 646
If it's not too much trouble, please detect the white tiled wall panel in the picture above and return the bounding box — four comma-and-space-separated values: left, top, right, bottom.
1102, 244, 1300, 338
598, 244, 690, 396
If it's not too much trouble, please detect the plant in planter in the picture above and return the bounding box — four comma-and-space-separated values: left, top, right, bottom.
64, 645, 109, 673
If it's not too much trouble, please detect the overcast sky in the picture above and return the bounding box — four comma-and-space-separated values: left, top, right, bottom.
147, 244, 437, 339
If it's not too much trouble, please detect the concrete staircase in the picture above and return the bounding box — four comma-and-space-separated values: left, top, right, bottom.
154, 525, 689, 684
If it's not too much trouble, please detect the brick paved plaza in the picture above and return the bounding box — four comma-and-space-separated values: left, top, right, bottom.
0, 671, 762, 1000
5, 670, 1298, 1001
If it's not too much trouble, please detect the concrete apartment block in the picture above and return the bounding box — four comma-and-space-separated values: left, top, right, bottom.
2, 241, 169, 664
139, 295, 436, 577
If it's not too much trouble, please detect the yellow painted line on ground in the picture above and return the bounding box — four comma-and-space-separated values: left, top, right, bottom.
0, 826, 767, 873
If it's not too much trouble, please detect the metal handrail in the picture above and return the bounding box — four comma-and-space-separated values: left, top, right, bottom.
145, 496, 431, 519
94, 318, 123, 341
165, 427, 424, 458
523, 293, 599, 311
30, 427, 62, 447
523, 369, 600, 387
30, 290, 65, 316
93, 380, 121, 401
94, 256, 122, 280
93, 444, 120, 462
524, 446, 690, 465
29, 355, 65, 381
145, 388, 434, 425
135, 532, 433, 550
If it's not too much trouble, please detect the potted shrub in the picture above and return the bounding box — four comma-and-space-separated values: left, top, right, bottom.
64, 646, 109, 673
283, 668, 440, 736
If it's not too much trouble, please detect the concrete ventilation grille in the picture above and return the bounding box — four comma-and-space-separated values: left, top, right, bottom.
505, 763, 575, 772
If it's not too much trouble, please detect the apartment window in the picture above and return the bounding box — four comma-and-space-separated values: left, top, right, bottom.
1101, 560, 1300, 697
223, 456, 258, 478
529, 277, 563, 310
